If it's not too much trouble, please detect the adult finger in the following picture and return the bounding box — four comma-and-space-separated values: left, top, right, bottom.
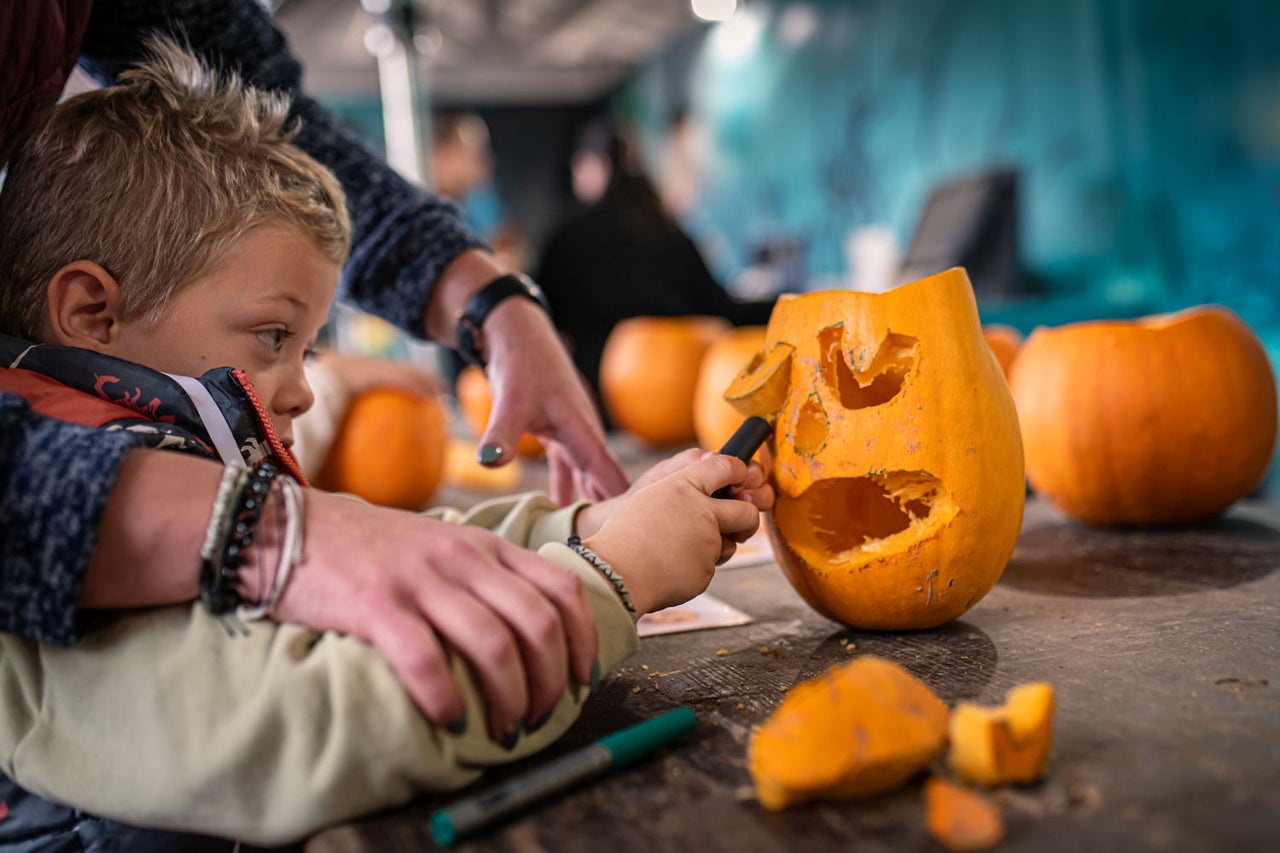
548, 413, 628, 498
368, 607, 465, 727
417, 583, 530, 743
545, 442, 575, 505
483, 541, 599, 721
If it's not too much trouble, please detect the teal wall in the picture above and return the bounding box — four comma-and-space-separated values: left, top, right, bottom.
617, 0, 1280, 339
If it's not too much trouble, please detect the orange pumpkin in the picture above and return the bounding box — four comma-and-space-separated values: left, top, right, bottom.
694, 325, 768, 451
316, 387, 447, 510
1009, 306, 1278, 524
599, 315, 729, 446
728, 268, 1025, 630
454, 365, 544, 458
982, 324, 1023, 380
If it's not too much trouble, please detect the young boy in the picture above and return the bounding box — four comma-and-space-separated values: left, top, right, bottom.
0, 39, 770, 847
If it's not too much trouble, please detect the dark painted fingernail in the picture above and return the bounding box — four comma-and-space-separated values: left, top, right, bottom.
528, 708, 554, 732
589, 660, 601, 693
478, 444, 505, 466
446, 714, 467, 735
500, 724, 522, 750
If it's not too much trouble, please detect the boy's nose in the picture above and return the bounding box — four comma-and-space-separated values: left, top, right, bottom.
276, 371, 316, 422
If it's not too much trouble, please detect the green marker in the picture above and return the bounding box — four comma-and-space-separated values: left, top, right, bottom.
429, 706, 697, 846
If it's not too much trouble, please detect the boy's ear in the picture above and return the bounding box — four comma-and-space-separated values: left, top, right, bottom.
45, 261, 125, 349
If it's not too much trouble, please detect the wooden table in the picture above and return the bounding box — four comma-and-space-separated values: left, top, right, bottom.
310, 444, 1280, 853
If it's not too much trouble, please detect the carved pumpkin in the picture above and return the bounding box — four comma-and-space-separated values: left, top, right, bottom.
1010, 306, 1277, 524
982, 324, 1023, 380
600, 315, 729, 446
454, 365, 544, 458
316, 387, 447, 510
694, 325, 768, 451
727, 268, 1024, 630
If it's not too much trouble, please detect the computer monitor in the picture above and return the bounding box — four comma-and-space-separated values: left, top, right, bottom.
898, 167, 1027, 299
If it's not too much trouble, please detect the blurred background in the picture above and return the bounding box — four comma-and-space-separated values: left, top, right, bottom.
258, 0, 1278, 502
270, 0, 1279, 345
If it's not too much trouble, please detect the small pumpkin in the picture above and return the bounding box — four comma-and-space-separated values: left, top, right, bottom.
316, 387, 447, 510
454, 365, 544, 457
599, 315, 729, 446
981, 323, 1023, 380
1009, 306, 1278, 524
748, 656, 950, 810
733, 268, 1025, 630
693, 325, 768, 451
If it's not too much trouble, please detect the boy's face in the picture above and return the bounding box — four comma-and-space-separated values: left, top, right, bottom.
106, 224, 340, 449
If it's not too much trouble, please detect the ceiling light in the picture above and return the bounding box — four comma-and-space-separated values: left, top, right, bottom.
692, 0, 738, 23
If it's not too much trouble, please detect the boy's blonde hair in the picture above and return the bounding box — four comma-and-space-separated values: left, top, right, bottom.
0, 37, 350, 341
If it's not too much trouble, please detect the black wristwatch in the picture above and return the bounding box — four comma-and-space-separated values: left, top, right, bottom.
454, 273, 552, 368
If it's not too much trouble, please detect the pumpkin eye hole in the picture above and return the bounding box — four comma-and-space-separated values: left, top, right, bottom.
775, 471, 952, 561
792, 392, 830, 455
820, 327, 919, 410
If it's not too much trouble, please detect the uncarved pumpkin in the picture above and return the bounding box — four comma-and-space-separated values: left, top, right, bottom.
1010, 306, 1278, 524
454, 365, 544, 458
982, 324, 1023, 380
694, 325, 768, 451
599, 315, 729, 446
316, 387, 447, 510
731, 268, 1025, 630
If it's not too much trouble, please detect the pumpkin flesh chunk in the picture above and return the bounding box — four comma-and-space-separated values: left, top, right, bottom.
748, 656, 950, 810
924, 776, 1005, 852
949, 682, 1056, 786
775, 472, 954, 567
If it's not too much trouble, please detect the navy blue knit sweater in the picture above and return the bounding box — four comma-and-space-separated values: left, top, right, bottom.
0, 0, 485, 645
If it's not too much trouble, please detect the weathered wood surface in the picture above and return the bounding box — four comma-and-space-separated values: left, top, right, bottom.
309, 446, 1280, 853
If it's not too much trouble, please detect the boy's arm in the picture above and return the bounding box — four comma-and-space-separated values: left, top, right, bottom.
0, 546, 638, 846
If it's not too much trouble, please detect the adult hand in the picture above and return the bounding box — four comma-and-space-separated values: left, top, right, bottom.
423, 250, 629, 506
478, 296, 628, 505
268, 489, 599, 743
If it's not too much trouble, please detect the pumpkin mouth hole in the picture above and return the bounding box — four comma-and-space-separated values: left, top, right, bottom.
820, 327, 919, 410
775, 472, 952, 561
793, 393, 830, 455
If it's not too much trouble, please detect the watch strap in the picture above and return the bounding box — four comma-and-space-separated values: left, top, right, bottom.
455, 273, 551, 368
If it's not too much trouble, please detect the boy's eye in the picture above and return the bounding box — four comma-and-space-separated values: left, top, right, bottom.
257, 328, 291, 352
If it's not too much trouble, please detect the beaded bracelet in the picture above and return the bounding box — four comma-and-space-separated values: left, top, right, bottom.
566, 534, 636, 616
237, 476, 305, 621
199, 460, 279, 621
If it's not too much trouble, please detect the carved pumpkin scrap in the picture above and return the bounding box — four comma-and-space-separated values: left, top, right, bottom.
729, 268, 1025, 630
1010, 306, 1277, 524
747, 656, 950, 810
949, 682, 1055, 787
924, 776, 1005, 852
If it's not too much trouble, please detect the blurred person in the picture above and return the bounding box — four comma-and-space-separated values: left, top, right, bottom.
535, 118, 776, 417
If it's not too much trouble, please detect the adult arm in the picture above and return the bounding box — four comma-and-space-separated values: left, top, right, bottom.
0, 394, 139, 644
81, 446, 598, 738
77, 0, 627, 502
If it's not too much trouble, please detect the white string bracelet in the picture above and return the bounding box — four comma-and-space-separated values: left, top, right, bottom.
238, 478, 305, 621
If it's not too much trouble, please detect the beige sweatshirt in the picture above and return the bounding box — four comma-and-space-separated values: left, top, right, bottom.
0, 492, 639, 845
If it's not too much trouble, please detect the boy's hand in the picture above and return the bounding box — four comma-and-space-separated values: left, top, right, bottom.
576, 447, 775, 540
582, 455, 763, 615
